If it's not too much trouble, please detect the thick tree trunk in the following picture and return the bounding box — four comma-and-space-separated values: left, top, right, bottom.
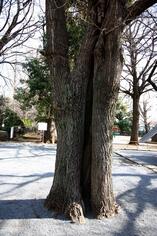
91, 2, 123, 218
45, 0, 99, 223
45, 41, 97, 222
45, 0, 124, 222
45, 109, 85, 223
45, 0, 84, 223
129, 95, 140, 145
44, 0, 156, 223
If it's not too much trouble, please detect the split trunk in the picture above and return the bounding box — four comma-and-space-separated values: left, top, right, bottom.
44, 0, 153, 223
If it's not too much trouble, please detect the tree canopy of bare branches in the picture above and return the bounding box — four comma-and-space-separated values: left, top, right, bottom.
139, 99, 151, 133
0, 0, 41, 75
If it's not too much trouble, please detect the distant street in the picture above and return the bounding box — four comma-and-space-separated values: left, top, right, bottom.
0, 142, 157, 236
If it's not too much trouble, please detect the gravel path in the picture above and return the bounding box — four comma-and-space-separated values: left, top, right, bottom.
0, 142, 157, 236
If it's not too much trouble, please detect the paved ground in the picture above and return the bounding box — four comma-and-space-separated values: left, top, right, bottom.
113, 135, 157, 172
113, 135, 157, 151
115, 150, 157, 172
0, 142, 157, 236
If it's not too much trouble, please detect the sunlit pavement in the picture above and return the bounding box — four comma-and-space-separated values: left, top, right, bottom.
0, 142, 157, 236
113, 135, 157, 172
115, 150, 157, 173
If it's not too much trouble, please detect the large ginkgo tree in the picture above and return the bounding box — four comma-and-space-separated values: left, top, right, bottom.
45, 0, 157, 223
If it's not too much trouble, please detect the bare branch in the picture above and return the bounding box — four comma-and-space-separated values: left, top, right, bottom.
0, 0, 40, 56
120, 89, 133, 97
147, 60, 157, 90
0, 1, 12, 32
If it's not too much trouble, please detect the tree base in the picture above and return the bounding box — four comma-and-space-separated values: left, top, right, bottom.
129, 141, 139, 145
44, 195, 63, 213
65, 202, 85, 224
44, 193, 85, 224
95, 203, 119, 220
45, 194, 120, 223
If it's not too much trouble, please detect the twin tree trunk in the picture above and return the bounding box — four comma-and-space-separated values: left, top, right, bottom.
44, 0, 156, 223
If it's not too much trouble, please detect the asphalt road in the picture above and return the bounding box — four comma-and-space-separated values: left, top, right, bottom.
0, 142, 157, 236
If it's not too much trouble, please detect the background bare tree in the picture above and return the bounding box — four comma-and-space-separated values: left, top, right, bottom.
121, 9, 157, 144
0, 0, 41, 85
139, 99, 151, 133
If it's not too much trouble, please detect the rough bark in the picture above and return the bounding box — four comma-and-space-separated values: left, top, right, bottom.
45, 0, 99, 223
45, 110, 86, 222
45, 0, 157, 223
91, 1, 124, 218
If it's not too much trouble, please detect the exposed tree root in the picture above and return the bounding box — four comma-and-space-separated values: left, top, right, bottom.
65, 202, 85, 224
95, 203, 120, 220
44, 192, 86, 224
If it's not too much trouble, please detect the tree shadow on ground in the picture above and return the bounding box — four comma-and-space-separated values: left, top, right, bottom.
117, 150, 157, 166
0, 198, 66, 220
0, 172, 53, 196
0, 143, 56, 160
114, 172, 157, 236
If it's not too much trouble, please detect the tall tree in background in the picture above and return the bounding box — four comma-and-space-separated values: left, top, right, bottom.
121, 11, 157, 144
139, 99, 151, 134
45, 0, 157, 223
